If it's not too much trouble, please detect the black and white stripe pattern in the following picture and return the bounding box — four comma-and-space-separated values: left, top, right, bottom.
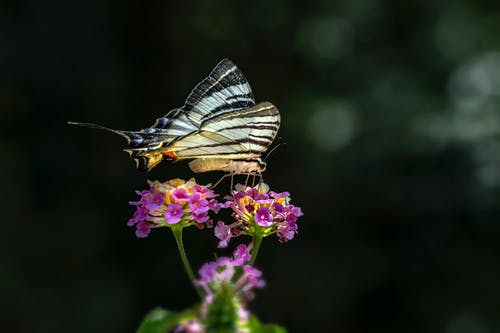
69, 59, 281, 173
122, 59, 265, 152
182, 59, 256, 125
169, 102, 280, 160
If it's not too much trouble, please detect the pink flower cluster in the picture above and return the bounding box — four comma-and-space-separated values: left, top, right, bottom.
196, 244, 265, 301
128, 178, 219, 238
215, 183, 303, 247
175, 245, 263, 333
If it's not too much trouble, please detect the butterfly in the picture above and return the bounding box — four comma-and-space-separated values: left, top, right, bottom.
69, 59, 281, 175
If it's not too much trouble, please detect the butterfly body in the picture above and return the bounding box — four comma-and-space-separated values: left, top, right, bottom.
69, 59, 280, 174
188, 158, 265, 174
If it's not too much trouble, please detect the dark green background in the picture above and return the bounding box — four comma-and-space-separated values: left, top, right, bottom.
2, 0, 500, 332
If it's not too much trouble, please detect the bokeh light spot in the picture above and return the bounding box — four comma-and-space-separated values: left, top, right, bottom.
308, 102, 359, 152
296, 17, 354, 63
448, 52, 500, 112
445, 313, 489, 333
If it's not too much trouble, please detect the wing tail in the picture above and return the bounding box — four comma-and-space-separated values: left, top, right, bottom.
68, 121, 129, 138
68, 121, 164, 149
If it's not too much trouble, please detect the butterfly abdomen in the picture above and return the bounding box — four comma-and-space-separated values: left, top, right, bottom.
188, 158, 264, 174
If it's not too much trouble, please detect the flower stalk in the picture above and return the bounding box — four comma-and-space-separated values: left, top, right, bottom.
250, 234, 263, 265
172, 224, 204, 298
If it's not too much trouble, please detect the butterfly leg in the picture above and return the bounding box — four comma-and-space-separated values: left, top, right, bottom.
211, 173, 230, 189
244, 173, 251, 187
230, 173, 235, 191
251, 173, 257, 187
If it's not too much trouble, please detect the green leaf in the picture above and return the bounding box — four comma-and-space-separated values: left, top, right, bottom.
260, 324, 287, 333
248, 315, 287, 333
136, 308, 195, 333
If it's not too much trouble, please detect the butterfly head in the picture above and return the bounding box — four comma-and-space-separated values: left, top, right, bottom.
256, 157, 267, 172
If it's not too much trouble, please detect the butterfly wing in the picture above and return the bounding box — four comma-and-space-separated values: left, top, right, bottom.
182, 58, 256, 127
165, 59, 279, 162
117, 58, 257, 151
167, 102, 280, 160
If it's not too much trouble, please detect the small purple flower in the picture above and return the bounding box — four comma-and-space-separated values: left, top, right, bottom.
272, 202, 285, 214
285, 205, 303, 224
135, 188, 151, 198
277, 220, 298, 243
207, 199, 221, 213
188, 194, 208, 213
269, 191, 290, 199
286, 213, 298, 224
233, 191, 246, 201
215, 258, 236, 282
143, 191, 165, 211
233, 244, 251, 265
287, 205, 303, 217
135, 221, 151, 238
172, 188, 188, 201
128, 206, 148, 226
197, 261, 218, 285
192, 209, 209, 223
243, 265, 266, 288
248, 188, 269, 201
215, 221, 232, 248
193, 184, 215, 197
165, 202, 184, 224
255, 206, 273, 226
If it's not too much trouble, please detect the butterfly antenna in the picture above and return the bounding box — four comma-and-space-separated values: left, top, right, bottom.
264, 137, 287, 161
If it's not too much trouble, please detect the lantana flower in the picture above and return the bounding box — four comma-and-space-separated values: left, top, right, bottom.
215, 183, 303, 247
176, 244, 264, 333
196, 243, 264, 300
128, 178, 220, 238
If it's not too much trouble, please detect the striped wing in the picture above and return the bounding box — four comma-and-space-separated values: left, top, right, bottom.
182, 58, 256, 127
167, 102, 280, 160
120, 58, 256, 147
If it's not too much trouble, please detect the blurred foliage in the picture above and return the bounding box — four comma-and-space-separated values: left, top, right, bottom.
136, 308, 194, 333
2, 0, 500, 332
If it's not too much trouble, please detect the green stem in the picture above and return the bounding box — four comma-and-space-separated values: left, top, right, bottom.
171, 225, 204, 298
250, 234, 263, 265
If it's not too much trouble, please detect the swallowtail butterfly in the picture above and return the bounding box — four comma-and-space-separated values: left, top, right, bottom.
69, 59, 281, 174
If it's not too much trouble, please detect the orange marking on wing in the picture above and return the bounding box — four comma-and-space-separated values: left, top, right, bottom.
163, 151, 179, 160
